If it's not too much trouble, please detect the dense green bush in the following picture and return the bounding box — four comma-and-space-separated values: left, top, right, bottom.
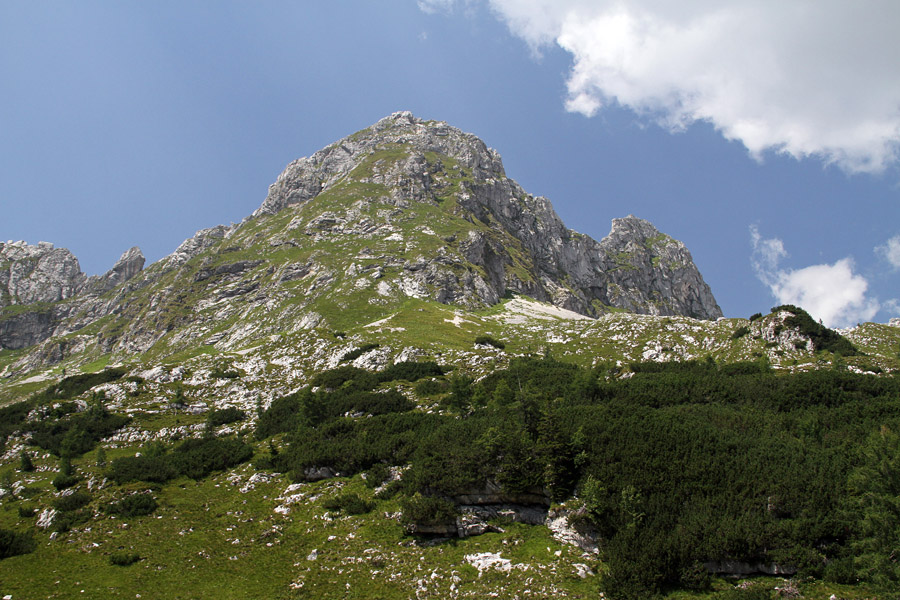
341, 343, 380, 362
364, 463, 392, 489
731, 326, 750, 339
28, 400, 130, 457
52, 509, 92, 533
106, 494, 158, 518
51, 473, 79, 491
311, 365, 378, 390
272, 354, 900, 597
322, 492, 375, 515
54, 491, 92, 512
400, 493, 457, 527
108, 436, 253, 484
0, 529, 36, 559
207, 407, 246, 427
414, 379, 447, 397
39, 368, 128, 401
378, 361, 446, 383
19, 450, 34, 472
209, 366, 241, 379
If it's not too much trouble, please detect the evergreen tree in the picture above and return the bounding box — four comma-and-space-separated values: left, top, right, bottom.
848, 426, 900, 586
19, 450, 34, 473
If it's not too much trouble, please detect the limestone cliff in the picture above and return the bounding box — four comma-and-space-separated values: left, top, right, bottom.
1, 112, 722, 371
253, 111, 722, 319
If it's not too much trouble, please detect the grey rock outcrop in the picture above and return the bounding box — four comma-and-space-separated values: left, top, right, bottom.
255, 112, 722, 319
1, 111, 722, 369
1, 241, 86, 307
0, 242, 146, 351
83, 247, 145, 294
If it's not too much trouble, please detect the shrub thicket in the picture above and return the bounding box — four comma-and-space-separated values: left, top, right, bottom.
0, 529, 36, 560
322, 492, 375, 515
207, 407, 246, 427
341, 343, 380, 362
258, 354, 900, 597
108, 436, 253, 484
106, 494, 158, 518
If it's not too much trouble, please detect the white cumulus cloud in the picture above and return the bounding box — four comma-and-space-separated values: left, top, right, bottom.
428, 0, 900, 173
876, 235, 900, 268
750, 226, 880, 327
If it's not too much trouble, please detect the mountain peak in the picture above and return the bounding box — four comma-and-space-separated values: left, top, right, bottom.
253, 112, 505, 218
1, 113, 721, 371
246, 113, 721, 320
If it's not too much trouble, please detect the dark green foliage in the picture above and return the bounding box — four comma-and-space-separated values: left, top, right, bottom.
279, 412, 442, 480
442, 374, 473, 412
256, 363, 442, 440
847, 426, 900, 585
474, 334, 505, 349
322, 492, 375, 515
364, 463, 392, 489
39, 368, 127, 401
173, 437, 254, 480
53, 509, 92, 533
378, 361, 446, 383
54, 491, 92, 512
311, 365, 377, 390
207, 407, 246, 427
749, 312, 763, 322
108, 436, 253, 484
106, 494, 157, 518
731, 326, 751, 339
414, 379, 447, 397
772, 304, 859, 355
255, 392, 304, 439
19, 450, 34, 472
52, 473, 79, 491
400, 493, 457, 527
0, 399, 36, 450
0, 529, 36, 559
28, 397, 130, 457
341, 343, 380, 362
271, 354, 900, 596
18, 486, 40, 499
209, 366, 241, 379
0, 368, 127, 450
17, 506, 36, 518
109, 551, 141, 566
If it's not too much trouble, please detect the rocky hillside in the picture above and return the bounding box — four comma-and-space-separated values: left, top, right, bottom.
0, 112, 720, 377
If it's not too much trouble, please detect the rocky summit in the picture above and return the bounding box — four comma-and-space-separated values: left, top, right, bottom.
1, 112, 720, 374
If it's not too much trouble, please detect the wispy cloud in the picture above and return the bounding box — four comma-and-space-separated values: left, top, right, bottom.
876, 234, 900, 269
750, 226, 880, 327
426, 0, 900, 173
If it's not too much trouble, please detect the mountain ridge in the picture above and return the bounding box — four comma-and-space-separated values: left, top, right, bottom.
2, 111, 722, 374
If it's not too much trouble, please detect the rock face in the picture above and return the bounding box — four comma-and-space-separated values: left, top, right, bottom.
83, 247, 146, 294
254, 111, 722, 319
1, 241, 86, 307
0, 242, 145, 351
1, 111, 722, 368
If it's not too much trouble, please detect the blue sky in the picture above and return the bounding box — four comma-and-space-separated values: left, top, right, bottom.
2, 1, 898, 326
